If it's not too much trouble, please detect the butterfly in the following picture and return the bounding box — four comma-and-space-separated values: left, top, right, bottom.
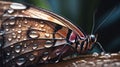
0, 1, 119, 67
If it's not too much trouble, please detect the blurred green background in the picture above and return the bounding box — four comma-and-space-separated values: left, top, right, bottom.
5, 0, 120, 52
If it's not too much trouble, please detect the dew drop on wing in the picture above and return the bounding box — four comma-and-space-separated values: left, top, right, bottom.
28, 31, 39, 39
17, 34, 21, 39
8, 37, 12, 41
16, 58, 26, 66
40, 21, 45, 28
44, 40, 53, 48
42, 56, 48, 61
45, 33, 50, 38
7, 9, 14, 14
9, 21, 15, 25
0, 30, 5, 35
32, 44, 38, 50
6, 52, 10, 56
15, 45, 21, 53
17, 30, 22, 34
42, 52, 49, 61
29, 54, 35, 61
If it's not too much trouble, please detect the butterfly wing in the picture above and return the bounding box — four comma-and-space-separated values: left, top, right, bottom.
0, 1, 86, 66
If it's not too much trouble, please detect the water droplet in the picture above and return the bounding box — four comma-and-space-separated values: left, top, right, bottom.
56, 52, 60, 56
7, 52, 10, 56
15, 45, 21, 53
0, 30, 5, 35
22, 49, 24, 52
10, 3, 27, 10
29, 54, 35, 61
17, 30, 22, 33
24, 44, 27, 48
10, 45, 14, 48
42, 52, 49, 61
42, 56, 48, 61
18, 24, 22, 27
45, 33, 50, 38
44, 40, 53, 48
9, 21, 15, 25
43, 52, 49, 55
35, 23, 38, 26
8, 37, 12, 41
55, 60, 59, 63
16, 58, 26, 66
29, 31, 39, 38
5, 28, 9, 31
23, 38, 27, 40
12, 33, 15, 35
39, 28, 42, 31
10, 17, 15, 19
24, 21, 27, 24
17, 34, 21, 39
12, 55, 15, 58
40, 22, 45, 28
12, 29, 15, 31
7, 9, 14, 14
13, 35, 16, 38
32, 44, 38, 50
92, 52, 99, 57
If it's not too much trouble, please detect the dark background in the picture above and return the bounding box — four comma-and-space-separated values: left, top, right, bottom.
6, 0, 120, 52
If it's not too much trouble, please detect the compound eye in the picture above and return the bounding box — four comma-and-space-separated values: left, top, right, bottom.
90, 35, 96, 42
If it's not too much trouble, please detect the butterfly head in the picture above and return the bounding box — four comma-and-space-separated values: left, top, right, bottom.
88, 34, 97, 43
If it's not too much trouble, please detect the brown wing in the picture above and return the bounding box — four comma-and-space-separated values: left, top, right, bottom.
0, 1, 85, 66
2, 16, 71, 66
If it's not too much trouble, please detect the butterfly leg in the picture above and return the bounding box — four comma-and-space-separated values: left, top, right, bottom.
89, 42, 106, 53
55, 42, 77, 63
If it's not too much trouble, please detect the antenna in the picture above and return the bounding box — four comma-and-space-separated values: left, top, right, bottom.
91, 9, 97, 34
96, 42, 106, 53
94, 6, 116, 33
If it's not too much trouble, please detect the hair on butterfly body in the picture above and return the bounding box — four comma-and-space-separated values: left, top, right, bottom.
0, 1, 107, 67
